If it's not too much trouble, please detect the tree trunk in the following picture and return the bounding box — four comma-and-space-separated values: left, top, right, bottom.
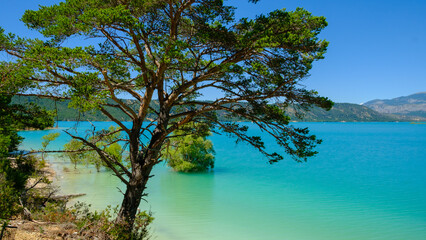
115, 178, 145, 228
115, 159, 155, 231
115, 116, 167, 232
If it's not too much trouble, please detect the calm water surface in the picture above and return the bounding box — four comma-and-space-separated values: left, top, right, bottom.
19, 122, 426, 240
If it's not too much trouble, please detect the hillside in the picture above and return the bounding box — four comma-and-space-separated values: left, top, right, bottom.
12, 96, 416, 122
12, 96, 134, 121
287, 103, 403, 122
363, 92, 426, 119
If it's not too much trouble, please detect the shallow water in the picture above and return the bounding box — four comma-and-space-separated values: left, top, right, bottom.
19, 122, 426, 240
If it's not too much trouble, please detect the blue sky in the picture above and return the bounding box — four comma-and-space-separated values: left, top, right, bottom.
1, 0, 425, 103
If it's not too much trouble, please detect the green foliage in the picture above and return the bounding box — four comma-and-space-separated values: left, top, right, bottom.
33, 201, 153, 240
99, 206, 153, 240
63, 138, 85, 169
163, 124, 215, 172
0, 96, 23, 155
0, 94, 54, 161
12, 96, 133, 122
0, 155, 43, 223
0, 95, 54, 131
41, 132, 60, 162
0, 156, 37, 191
1, 0, 333, 163
1, 0, 335, 231
0, 120, 22, 157
63, 126, 124, 172
87, 126, 125, 172
0, 28, 55, 232
12, 96, 411, 122
0, 176, 21, 220
42, 133, 60, 149
0, 93, 54, 224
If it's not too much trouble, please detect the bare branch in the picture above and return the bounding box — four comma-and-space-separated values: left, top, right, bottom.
99, 106, 131, 135
65, 131, 131, 185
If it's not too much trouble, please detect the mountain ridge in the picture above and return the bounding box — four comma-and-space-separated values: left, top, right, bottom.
12, 96, 423, 123
363, 92, 426, 119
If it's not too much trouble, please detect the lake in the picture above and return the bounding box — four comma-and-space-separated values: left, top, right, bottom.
19, 122, 426, 240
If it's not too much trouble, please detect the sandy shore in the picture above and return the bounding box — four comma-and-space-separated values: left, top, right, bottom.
4, 220, 80, 240
3, 162, 84, 239
25, 163, 56, 190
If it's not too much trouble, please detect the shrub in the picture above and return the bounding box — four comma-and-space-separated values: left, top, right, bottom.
33, 201, 153, 240
163, 124, 215, 172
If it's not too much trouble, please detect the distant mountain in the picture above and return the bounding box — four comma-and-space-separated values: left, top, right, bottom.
287, 103, 405, 122
12, 96, 418, 122
363, 92, 426, 119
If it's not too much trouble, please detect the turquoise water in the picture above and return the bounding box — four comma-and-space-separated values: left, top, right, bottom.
19, 122, 426, 240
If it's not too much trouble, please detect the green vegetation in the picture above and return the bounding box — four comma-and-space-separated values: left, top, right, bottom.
0, 156, 34, 221
0, 155, 52, 220
0, 50, 54, 237
63, 139, 85, 169
1, 0, 332, 232
0, 94, 54, 228
13, 96, 416, 122
12, 96, 138, 122
63, 126, 125, 172
41, 133, 60, 163
163, 124, 215, 172
1, 95, 53, 155
0, 155, 50, 239
32, 202, 153, 240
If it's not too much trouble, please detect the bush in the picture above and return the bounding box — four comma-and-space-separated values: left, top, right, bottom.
0, 176, 21, 220
33, 201, 153, 240
0, 156, 40, 220
163, 124, 215, 172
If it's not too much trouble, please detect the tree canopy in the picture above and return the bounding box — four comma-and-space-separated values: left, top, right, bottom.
0, 87, 54, 225
0, 0, 332, 231
163, 123, 215, 172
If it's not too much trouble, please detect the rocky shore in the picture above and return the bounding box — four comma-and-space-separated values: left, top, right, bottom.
3, 163, 86, 240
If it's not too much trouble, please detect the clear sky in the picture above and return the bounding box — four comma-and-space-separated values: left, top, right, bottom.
1, 0, 425, 104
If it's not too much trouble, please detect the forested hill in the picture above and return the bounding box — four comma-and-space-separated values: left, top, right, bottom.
11, 96, 144, 122
363, 92, 426, 119
12, 96, 417, 122
287, 103, 405, 122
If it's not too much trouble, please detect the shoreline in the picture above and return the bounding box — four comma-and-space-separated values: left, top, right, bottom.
5, 160, 85, 239
19, 127, 59, 131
